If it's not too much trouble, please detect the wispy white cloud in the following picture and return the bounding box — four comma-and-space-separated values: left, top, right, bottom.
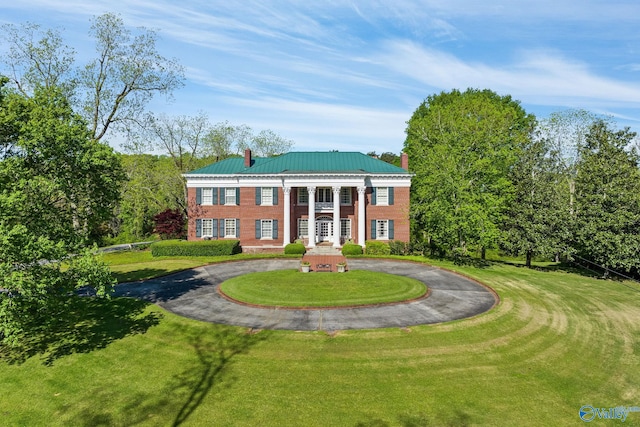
3, 0, 640, 152
224, 96, 410, 151
378, 40, 640, 107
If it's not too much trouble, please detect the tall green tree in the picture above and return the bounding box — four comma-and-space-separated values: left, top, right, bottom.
0, 81, 120, 348
501, 137, 570, 267
538, 109, 614, 221
0, 23, 75, 98
0, 83, 124, 244
404, 88, 535, 255
574, 121, 640, 273
1, 13, 185, 143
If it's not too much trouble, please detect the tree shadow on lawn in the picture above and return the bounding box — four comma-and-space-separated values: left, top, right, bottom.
169, 328, 269, 426
72, 326, 268, 427
0, 296, 162, 366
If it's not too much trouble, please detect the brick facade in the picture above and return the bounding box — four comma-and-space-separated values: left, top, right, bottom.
184, 151, 413, 251
187, 185, 410, 248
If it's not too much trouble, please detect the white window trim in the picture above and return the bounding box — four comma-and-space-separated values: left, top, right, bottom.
340, 218, 351, 238
261, 187, 273, 206
261, 219, 273, 240
377, 187, 389, 206
225, 188, 236, 205
376, 219, 389, 240
202, 188, 213, 205
298, 218, 308, 238
224, 218, 236, 238
202, 218, 214, 237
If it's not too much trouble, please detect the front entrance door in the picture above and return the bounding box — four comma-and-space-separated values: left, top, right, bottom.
316, 217, 333, 242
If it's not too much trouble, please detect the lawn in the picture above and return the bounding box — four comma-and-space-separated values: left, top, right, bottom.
103, 250, 299, 282
219, 270, 427, 307
1, 253, 639, 426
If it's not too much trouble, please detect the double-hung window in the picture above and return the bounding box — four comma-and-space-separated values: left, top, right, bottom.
262, 187, 274, 205
298, 218, 308, 237
377, 220, 388, 239
371, 219, 394, 240
202, 188, 213, 205
202, 219, 214, 237
340, 188, 352, 205
297, 188, 309, 204
225, 188, 236, 205
224, 218, 236, 238
256, 187, 278, 205
256, 219, 278, 239
376, 187, 389, 205
261, 220, 273, 239
340, 218, 351, 238
372, 187, 394, 206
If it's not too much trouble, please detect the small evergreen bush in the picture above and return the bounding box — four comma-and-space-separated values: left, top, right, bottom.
341, 243, 363, 255
151, 239, 241, 257
284, 243, 306, 255
364, 240, 391, 255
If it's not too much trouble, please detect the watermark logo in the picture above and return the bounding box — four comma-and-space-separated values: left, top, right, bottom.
579, 405, 640, 423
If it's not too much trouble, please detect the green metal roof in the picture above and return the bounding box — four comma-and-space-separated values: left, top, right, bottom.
186, 152, 409, 175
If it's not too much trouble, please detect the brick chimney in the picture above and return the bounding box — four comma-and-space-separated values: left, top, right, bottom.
401, 152, 409, 170
244, 149, 252, 167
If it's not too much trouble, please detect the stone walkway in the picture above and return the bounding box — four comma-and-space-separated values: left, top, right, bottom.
114, 259, 498, 331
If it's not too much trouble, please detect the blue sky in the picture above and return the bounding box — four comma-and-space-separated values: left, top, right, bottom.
2, 1, 640, 153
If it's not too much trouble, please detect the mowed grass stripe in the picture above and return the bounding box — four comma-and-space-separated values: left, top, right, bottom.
2, 254, 639, 425
219, 269, 427, 307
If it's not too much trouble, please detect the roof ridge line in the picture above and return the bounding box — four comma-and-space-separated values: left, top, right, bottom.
241, 152, 286, 172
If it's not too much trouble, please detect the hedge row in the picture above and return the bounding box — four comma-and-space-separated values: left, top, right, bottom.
151, 239, 241, 257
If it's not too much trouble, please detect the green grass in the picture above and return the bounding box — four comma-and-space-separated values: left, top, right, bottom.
1, 255, 640, 426
103, 250, 300, 282
219, 270, 427, 307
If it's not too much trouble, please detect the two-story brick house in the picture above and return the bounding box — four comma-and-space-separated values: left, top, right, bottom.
184, 150, 412, 251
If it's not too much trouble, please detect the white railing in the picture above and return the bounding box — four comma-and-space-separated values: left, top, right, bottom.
315, 202, 334, 211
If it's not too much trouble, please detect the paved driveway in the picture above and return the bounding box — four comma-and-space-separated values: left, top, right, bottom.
114, 259, 498, 331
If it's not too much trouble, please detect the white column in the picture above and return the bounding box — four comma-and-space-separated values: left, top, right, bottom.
332, 186, 341, 247
357, 186, 366, 246
282, 187, 291, 247
307, 186, 316, 247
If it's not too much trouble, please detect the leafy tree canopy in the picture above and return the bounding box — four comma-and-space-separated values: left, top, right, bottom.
574, 121, 640, 272
501, 137, 571, 266
0, 80, 120, 352
404, 88, 535, 254
0, 82, 125, 245
1, 13, 185, 143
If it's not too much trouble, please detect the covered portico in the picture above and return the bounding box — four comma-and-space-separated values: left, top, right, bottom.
281, 181, 367, 248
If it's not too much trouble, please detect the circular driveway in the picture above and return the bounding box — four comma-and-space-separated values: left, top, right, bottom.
114, 259, 498, 331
